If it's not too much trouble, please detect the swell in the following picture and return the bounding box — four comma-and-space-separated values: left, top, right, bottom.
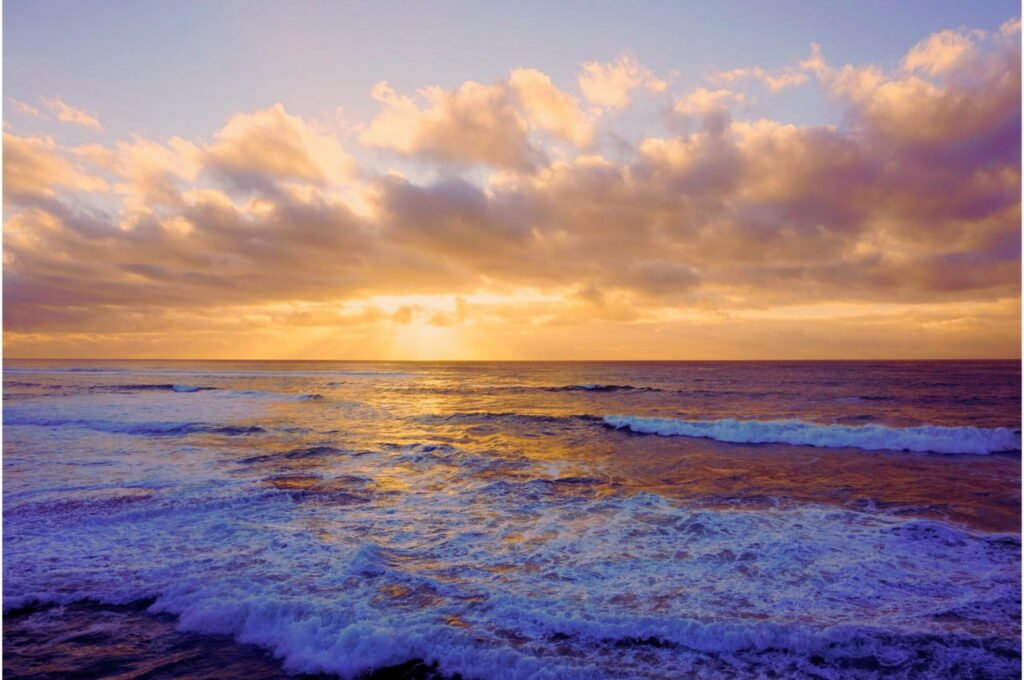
2, 416, 265, 437
97, 383, 218, 393
544, 383, 661, 393
604, 416, 1022, 455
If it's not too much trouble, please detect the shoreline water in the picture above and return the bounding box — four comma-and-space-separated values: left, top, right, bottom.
3, 599, 453, 680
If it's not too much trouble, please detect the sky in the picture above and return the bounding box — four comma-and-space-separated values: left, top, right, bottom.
3, 0, 1021, 359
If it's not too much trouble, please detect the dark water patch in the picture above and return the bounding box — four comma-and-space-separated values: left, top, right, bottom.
6, 491, 156, 521
206, 425, 266, 436
835, 414, 878, 424
95, 383, 218, 393
293, 490, 373, 506
263, 472, 374, 497
546, 384, 661, 393
2, 599, 366, 680
240, 445, 345, 464
3, 393, 38, 401
366, 659, 454, 679
425, 412, 601, 427
478, 477, 619, 504
262, 472, 374, 505
611, 635, 678, 649
837, 396, 896, 403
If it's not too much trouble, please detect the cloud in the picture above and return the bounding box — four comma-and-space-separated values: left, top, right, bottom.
903, 27, 985, 75
360, 69, 593, 171
578, 54, 666, 108
674, 88, 745, 116
708, 44, 823, 91
508, 68, 593, 145
205, 103, 354, 192
113, 135, 203, 213
3, 132, 108, 203
830, 23, 1020, 165
41, 97, 102, 129
712, 66, 808, 91
8, 98, 43, 118
3, 20, 1020, 358
361, 79, 541, 171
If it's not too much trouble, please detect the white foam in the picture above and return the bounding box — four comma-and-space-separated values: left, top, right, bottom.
7, 481, 1019, 679
604, 415, 1021, 454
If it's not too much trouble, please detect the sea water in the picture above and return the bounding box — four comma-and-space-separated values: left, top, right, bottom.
3, 360, 1021, 678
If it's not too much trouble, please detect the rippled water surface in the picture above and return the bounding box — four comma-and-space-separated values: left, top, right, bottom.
3, 360, 1021, 678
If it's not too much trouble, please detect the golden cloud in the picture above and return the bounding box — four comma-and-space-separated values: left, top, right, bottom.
3, 20, 1020, 358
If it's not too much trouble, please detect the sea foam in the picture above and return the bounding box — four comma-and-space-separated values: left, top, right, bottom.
603, 416, 1021, 454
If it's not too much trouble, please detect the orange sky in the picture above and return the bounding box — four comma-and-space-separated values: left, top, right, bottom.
3, 12, 1021, 359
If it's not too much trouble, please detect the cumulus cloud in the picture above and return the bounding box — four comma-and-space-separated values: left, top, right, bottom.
578, 54, 667, 108
206, 104, 354, 192
903, 27, 985, 75
361, 79, 541, 171
508, 68, 594, 145
3, 133, 108, 203
3, 20, 1020, 357
113, 135, 203, 213
361, 70, 592, 171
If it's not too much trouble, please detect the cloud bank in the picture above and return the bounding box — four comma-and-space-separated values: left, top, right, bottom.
3, 22, 1020, 358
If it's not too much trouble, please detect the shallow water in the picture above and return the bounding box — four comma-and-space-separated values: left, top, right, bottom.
3, 360, 1021, 678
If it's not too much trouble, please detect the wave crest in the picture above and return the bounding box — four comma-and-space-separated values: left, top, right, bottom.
603, 416, 1021, 455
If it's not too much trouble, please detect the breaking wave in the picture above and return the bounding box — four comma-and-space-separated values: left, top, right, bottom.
5, 491, 1019, 679
603, 416, 1022, 455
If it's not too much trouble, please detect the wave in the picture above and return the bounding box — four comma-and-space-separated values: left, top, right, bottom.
603, 416, 1022, 455
239, 445, 345, 464
228, 389, 325, 402
424, 412, 600, 427
98, 383, 217, 393
8, 531, 1019, 680
91, 384, 324, 401
5, 474, 1019, 679
4, 367, 412, 379
3, 416, 265, 437
547, 384, 660, 393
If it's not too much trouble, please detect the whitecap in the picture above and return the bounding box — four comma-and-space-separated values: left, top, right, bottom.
603, 415, 1021, 454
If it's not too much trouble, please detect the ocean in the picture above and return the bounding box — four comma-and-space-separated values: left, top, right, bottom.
2, 360, 1021, 679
